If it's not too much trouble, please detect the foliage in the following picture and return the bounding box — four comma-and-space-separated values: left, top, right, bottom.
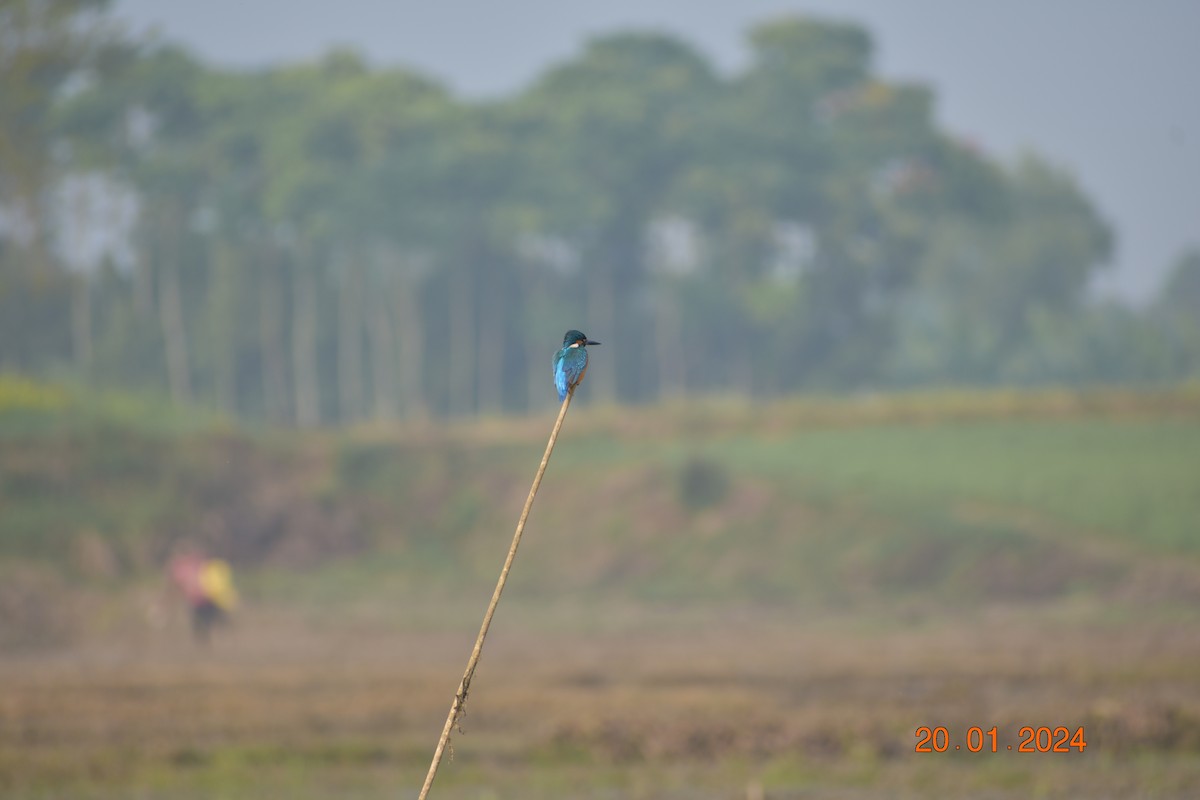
1156, 248, 1200, 380
676, 455, 730, 511
0, 374, 68, 413
0, 5, 1196, 423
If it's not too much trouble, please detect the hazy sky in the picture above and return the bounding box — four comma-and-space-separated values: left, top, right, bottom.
115, 0, 1200, 304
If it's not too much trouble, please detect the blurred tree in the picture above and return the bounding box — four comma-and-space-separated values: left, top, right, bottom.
1157, 247, 1200, 379
519, 32, 717, 403
10, 7, 1193, 419
889, 156, 1112, 385
57, 44, 212, 404
697, 18, 953, 391
0, 0, 132, 372
1, 0, 128, 268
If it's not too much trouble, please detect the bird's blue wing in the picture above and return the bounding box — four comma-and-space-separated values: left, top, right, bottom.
553, 348, 587, 401
553, 351, 570, 401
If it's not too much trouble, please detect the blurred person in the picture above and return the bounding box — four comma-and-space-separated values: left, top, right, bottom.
167, 551, 238, 644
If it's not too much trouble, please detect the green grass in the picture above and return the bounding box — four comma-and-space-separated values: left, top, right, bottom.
711, 418, 1200, 554
3, 385, 1198, 609
554, 416, 1200, 556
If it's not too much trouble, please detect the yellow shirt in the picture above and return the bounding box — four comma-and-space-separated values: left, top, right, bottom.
199, 559, 239, 611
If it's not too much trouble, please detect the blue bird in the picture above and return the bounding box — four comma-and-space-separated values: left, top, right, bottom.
553, 329, 601, 402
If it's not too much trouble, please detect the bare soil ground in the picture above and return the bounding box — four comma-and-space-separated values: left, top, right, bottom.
3, 600, 1199, 798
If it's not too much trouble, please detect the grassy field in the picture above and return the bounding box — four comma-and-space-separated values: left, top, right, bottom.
1, 386, 1199, 797
708, 417, 1200, 553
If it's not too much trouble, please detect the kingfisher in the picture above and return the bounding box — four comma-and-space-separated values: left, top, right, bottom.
553, 329, 601, 402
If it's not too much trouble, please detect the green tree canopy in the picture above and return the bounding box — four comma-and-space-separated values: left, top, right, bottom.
4, 6, 1191, 420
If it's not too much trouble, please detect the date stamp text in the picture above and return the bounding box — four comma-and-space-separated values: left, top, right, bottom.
915, 726, 1087, 753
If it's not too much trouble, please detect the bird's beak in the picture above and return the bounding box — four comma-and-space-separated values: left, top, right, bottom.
586, 340, 601, 346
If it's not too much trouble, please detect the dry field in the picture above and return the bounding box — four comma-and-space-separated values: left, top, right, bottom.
3, 598, 1199, 799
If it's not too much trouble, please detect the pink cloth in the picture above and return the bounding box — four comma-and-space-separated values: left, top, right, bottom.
169, 554, 208, 607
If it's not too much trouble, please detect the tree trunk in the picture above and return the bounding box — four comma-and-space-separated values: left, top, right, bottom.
655, 285, 684, 399
475, 262, 504, 416
158, 249, 192, 407
66, 179, 94, 378
394, 266, 426, 420
291, 255, 321, 427
210, 240, 238, 415
133, 253, 154, 316
586, 262, 616, 404
134, 222, 155, 318
447, 265, 474, 416
367, 273, 398, 421
259, 248, 290, 423
337, 260, 364, 422
527, 344, 546, 414
525, 293, 550, 415
71, 274, 92, 378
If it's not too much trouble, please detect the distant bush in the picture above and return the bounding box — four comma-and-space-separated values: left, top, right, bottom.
677, 456, 730, 511
0, 374, 69, 413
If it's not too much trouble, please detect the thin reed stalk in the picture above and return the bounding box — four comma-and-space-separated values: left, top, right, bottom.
417, 389, 576, 799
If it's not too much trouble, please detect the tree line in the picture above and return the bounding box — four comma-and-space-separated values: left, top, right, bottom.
2, 0, 1197, 425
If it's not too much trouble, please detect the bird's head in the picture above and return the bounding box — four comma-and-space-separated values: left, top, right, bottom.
563, 329, 600, 348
